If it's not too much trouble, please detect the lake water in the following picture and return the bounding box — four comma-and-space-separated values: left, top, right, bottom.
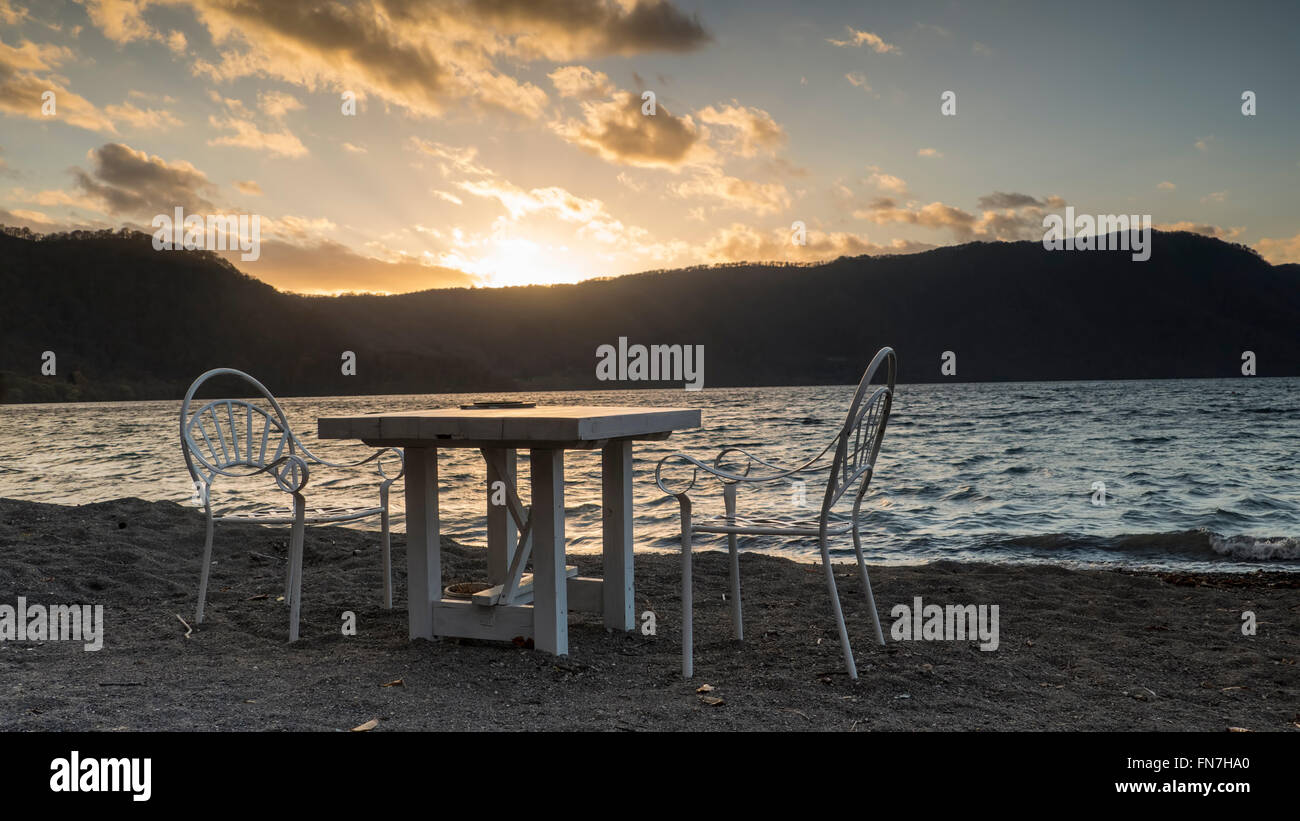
2, 379, 1299, 572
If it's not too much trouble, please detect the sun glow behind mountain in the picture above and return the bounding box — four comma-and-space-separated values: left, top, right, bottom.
0, 0, 1297, 294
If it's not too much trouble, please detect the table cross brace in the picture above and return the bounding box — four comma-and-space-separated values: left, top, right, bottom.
482, 447, 534, 605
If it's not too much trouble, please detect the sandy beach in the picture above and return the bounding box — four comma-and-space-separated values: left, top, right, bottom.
0, 497, 1296, 732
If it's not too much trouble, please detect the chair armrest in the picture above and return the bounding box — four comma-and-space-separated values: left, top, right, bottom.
290, 434, 400, 477
654, 451, 790, 498
376, 447, 404, 483
713, 440, 838, 481
713, 447, 802, 477
192, 453, 311, 494
656, 436, 842, 499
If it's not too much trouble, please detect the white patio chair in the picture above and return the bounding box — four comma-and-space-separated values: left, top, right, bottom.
655, 347, 896, 680
180, 368, 404, 641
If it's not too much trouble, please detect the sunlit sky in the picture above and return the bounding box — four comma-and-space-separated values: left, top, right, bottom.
2, 0, 1298, 293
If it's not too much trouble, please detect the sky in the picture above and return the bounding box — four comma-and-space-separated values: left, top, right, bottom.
1, 0, 1298, 294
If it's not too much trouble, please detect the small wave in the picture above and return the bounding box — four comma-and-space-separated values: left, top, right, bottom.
1209, 534, 1300, 560
991, 530, 1202, 553
1210, 507, 1253, 522
985, 529, 1300, 563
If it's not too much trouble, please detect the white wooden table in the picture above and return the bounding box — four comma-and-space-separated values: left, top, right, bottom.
317, 405, 701, 655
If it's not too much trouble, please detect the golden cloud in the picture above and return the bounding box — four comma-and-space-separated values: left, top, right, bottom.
551, 90, 712, 169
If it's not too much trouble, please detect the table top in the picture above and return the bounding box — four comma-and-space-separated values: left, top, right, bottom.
318, 404, 701, 447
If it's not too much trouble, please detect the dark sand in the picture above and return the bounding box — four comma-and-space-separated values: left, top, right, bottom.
1, 497, 1296, 732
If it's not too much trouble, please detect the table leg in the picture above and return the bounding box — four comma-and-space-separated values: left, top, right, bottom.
404, 447, 440, 640
484, 448, 517, 586
601, 440, 635, 631
530, 448, 568, 655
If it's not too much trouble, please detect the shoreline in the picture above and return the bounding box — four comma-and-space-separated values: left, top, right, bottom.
4, 373, 1300, 407
1, 497, 1296, 731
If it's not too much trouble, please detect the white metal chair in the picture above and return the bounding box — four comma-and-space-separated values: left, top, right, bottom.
180, 368, 404, 641
655, 347, 896, 680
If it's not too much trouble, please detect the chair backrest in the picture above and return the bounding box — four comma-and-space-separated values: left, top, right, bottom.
821, 347, 895, 514
180, 368, 297, 488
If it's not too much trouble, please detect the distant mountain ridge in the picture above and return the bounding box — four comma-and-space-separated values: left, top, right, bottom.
1, 227, 1297, 403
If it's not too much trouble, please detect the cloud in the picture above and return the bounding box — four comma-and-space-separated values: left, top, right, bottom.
615, 171, 645, 192
976, 191, 1042, 209
88, 1, 707, 122
0, 1, 27, 25
1255, 232, 1300, 264
1154, 221, 1243, 240
827, 27, 898, 54
695, 101, 786, 157
457, 178, 598, 221
1194, 135, 1215, 152
467, 68, 550, 119
257, 90, 303, 119
0, 38, 71, 72
844, 71, 871, 91
71, 142, 218, 217
183, 0, 544, 119
702, 222, 932, 264
864, 166, 908, 195
0, 206, 58, 229
166, 29, 187, 53
229, 236, 478, 294
233, 180, 262, 196
7, 186, 104, 212
83, 0, 157, 44
341, 141, 368, 154
408, 137, 493, 176
855, 192, 1065, 241
917, 148, 942, 158
104, 101, 183, 130
0, 38, 118, 133
0, 39, 183, 134
976, 208, 1051, 240
548, 65, 614, 98
1157, 181, 1176, 190
972, 41, 994, 57
431, 189, 463, 205
459, 0, 712, 58
207, 113, 308, 157
669, 168, 791, 215
551, 90, 710, 169
859, 200, 977, 236
454, 177, 647, 246
1200, 190, 1228, 204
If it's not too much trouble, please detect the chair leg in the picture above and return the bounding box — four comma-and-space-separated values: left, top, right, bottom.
852, 521, 885, 645
727, 533, 743, 641
287, 495, 305, 642
723, 484, 743, 641
678, 495, 694, 679
818, 534, 858, 680
380, 487, 393, 609
284, 524, 294, 601
195, 499, 215, 624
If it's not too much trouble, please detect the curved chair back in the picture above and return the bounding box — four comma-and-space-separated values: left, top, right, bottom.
180, 368, 297, 490
821, 347, 896, 515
